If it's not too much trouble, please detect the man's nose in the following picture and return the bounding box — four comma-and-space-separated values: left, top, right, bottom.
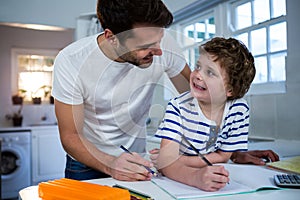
151, 43, 162, 56
153, 48, 162, 56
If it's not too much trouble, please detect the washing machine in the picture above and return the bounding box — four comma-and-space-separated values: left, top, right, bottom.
0, 130, 31, 199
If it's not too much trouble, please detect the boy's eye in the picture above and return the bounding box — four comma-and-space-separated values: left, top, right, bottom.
207, 70, 215, 76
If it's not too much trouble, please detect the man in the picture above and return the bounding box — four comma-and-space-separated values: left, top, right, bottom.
53, 0, 190, 181
52, 0, 279, 182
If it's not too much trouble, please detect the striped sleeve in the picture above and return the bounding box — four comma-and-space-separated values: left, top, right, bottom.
218, 99, 249, 152
155, 97, 183, 143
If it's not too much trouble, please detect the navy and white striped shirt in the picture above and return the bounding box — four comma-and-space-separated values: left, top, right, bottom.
155, 92, 249, 155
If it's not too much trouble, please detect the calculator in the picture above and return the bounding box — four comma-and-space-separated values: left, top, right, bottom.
274, 174, 300, 188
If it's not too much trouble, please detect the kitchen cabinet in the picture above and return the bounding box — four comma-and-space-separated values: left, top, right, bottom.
31, 126, 66, 185
76, 13, 102, 40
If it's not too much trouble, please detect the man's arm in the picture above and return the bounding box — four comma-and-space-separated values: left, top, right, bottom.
54, 100, 153, 181
170, 64, 191, 93
231, 150, 280, 165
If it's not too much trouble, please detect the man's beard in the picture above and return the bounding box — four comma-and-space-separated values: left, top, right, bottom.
119, 52, 154, 68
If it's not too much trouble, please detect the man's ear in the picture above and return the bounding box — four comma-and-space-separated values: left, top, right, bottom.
104, 29, 118, 45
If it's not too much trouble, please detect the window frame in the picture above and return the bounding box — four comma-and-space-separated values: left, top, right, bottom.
11, 48, 58, 102
228, 0, 287, 95
173, 9, 216, 70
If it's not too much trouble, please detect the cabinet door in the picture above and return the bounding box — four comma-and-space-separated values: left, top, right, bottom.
31, 127, 66, 184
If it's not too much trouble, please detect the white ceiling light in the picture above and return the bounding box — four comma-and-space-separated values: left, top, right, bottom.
0, 22, 67, 31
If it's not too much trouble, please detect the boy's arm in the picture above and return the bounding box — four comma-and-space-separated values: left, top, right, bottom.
205, 151, 232, 164
177, 151, 232, 168
157, 138, 229, 191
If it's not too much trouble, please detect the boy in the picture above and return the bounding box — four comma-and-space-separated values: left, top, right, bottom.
155, 37, 256, 191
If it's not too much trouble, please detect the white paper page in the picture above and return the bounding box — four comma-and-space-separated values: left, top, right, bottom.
223, 164, 279, 190
151, 164, 280, 199
152, 176, 250, 199
89, 178, 175, 200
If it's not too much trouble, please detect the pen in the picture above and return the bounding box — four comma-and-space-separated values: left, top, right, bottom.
120, 145, 159, 177
181, 134, 213, 166
182, 134, 229, 184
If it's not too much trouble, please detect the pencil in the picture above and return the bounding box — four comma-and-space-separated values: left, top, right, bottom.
181, 134, 213, 166
181, 134, 230, 184
120, 145, 159, 177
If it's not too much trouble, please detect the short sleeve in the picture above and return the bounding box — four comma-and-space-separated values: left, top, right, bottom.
161, 32, 187, 78
218, 99, 249, 152
155, 98, 183, 143
51, 51, 83, 105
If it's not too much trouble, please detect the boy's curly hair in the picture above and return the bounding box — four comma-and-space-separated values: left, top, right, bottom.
200, 37, 256, 100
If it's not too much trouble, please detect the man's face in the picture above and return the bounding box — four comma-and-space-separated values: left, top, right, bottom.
115, 26, 164, 68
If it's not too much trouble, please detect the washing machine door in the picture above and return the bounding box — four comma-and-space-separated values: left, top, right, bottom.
1, 150, 20, 176
1, 131, 31, 199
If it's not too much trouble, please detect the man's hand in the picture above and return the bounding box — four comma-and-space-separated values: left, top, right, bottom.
231, 150, 280, 165
109, 152, 154, 181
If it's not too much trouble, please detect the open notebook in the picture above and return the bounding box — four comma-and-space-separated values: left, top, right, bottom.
151, 164, 281, 199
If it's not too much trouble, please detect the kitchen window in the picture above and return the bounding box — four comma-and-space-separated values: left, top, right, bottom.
11, 48, 58, 102
171, 0, 287, 96
164, 10, 217, 101
180, 12, 215, 70
230, 0, 287, 94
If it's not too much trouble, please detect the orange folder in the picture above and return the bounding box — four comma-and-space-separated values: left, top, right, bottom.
38, 178, 130, 200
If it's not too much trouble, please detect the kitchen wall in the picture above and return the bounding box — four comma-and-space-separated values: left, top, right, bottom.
0, 0, 194, 29
0, 0, 97, 29
163, 0, 198, 13
0, 0, 97, 127
0, 25, 74, 126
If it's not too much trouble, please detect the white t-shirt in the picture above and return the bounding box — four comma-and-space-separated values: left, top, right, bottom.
52, 32, 186, 156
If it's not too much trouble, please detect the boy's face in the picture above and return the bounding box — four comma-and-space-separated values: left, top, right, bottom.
190, 52, 232, 105
116, 26, 164, 68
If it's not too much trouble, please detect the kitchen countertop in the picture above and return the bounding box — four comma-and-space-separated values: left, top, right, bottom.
0, 124, 58, 132
2, 126, 299, 158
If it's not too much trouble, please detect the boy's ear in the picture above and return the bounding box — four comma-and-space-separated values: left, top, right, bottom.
226, 87, 233, 97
